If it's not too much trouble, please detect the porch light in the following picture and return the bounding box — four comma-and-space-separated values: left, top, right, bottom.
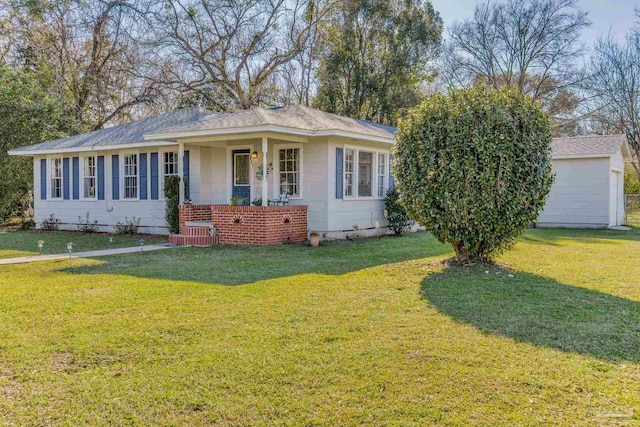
251, 151, 259, 160
66, 242, 73, 258
37, 240, 44, 254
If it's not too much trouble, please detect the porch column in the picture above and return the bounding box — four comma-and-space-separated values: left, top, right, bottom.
262, 136, 268, 206
178, 142, 185, 205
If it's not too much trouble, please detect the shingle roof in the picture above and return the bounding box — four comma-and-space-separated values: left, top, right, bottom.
148, 104, 396, 140
10, 108, 215, 153
551, 134, 626, 157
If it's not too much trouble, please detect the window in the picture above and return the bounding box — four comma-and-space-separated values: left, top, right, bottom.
162, 151, 179, 197
123, 154, 138, 199
278, 148, 300, 196
50, 158, 62, 199
345, 149, 355, 197
234, 153, 250, 186
83, 156, 96, 199
377, 153, 386, 197
358, 151, 373, 197
163, 152, 178, 178
343, 148, 388, 198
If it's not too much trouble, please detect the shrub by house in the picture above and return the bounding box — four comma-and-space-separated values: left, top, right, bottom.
393, 86, 554, 263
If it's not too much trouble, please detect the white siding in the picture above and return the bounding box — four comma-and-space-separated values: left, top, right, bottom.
286, 139, 329, 232
34, 151, 171, 234
609, 149, 625, 226
31, 136, 390, 238
326, 139, 390, 236
537, 157, 611, 228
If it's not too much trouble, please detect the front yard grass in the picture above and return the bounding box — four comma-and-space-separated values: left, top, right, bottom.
0, 229, 167, 259
1, 229, 639, 425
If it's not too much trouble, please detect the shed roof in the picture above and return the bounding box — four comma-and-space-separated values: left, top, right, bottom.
551, 134, 627, 158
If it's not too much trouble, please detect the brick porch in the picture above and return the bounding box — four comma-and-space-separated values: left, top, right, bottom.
169, 204, 308, 246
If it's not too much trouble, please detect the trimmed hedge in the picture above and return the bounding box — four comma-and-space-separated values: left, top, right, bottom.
164, 175, 181, 234
394, 86, 554, 263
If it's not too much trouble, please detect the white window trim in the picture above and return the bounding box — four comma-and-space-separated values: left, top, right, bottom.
377, 152, 387, 198
272, 143, 303, 199
160, 149, 179, 201
80, 155, 97, 201
48, 156, 63, 200
120, 150, 140, 201
343, 145, 389, 200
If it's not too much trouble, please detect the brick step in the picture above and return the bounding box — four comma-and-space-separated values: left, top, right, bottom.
179, 222, 216, 237
169, 233, 220, 247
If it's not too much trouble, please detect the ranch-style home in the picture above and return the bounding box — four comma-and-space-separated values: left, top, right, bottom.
8, 105, 632, 245
9, 105, 396, 245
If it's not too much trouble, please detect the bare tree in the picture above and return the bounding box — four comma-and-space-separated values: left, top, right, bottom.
276, 0, 334, 106
147, 0, 328, 111
441, 0, 590, 128
3, 0, 164, 130
590, 26, 640, 177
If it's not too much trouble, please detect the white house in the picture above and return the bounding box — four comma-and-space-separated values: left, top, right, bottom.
8, 105, 632, 244
9, 105, 396, 243
536, 134, 631, 229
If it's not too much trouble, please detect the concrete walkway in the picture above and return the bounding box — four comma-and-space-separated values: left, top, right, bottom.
0, 244, 176, 266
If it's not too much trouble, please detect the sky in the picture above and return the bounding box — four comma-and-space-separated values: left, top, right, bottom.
431, 0, 638, 48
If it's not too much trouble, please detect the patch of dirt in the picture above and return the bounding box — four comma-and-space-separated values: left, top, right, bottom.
49, 351, 76, 373
0, 364, 23, 401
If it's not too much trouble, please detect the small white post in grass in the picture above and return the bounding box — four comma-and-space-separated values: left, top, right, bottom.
108, 236, 114, 248
66, 242, 73, 259
37, 240, 44, 254
139, 238, 145, 252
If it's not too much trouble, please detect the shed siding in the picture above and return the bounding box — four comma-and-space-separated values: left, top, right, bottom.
609, 149, 625, 226
537, 158, 610, 228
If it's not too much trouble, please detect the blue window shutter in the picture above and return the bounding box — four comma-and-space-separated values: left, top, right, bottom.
63, 158, 70, 200
97, 156, 105, 200
112, 155, 120, 200
150, 152, 159, 200
335, 147, 343, 199
389, 154, 395, 189
140, 153, 148, 200
183, 150, 190, 200
40, 159, 47, 200
72, 157, 80, 199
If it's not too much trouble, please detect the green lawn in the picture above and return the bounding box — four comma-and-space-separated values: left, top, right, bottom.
0, 229, 167, 259
1, 229, 640, 425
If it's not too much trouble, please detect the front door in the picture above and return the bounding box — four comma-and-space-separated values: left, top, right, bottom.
232, 149, 251, 202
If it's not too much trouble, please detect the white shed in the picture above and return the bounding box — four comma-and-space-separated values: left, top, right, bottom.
536, 134, 631, 229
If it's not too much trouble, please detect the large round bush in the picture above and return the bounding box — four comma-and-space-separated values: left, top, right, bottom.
393, 86, 554, 263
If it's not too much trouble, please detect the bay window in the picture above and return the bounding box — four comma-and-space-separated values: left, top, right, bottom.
343, 148, 388, 199
123, 153, 138, 199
